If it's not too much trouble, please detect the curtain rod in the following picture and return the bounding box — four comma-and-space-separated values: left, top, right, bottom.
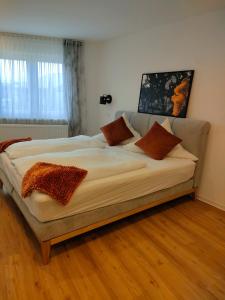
0, 31, 83, 43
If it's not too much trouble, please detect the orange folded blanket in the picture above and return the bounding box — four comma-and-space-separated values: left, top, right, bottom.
0, 137, 32, 153
22, 162, 88, 205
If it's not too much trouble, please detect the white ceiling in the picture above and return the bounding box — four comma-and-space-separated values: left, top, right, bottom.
0, 0, 225, 40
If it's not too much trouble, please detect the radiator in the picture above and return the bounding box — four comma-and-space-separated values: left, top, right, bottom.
0, 124, 68, 141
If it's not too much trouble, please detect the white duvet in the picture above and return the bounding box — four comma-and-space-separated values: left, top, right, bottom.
12, 148, 146, 184
5, 135, 106, 159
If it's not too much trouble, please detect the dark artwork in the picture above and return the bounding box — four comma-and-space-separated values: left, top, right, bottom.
138, 70, 194, 118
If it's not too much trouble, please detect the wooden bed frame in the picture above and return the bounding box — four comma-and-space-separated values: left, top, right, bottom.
40, 188, 196, 264
0, 175, 195, 264
0, 111, 210, 264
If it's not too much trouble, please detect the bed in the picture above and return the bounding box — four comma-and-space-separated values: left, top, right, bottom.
0, 111, 210, 264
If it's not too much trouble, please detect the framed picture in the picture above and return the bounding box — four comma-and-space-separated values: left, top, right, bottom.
138, 70, 194, 118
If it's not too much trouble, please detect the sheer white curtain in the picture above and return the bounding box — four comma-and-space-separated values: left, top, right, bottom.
0, 33, 67, 123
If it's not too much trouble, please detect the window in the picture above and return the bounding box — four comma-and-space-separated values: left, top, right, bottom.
0, 34, 67, 122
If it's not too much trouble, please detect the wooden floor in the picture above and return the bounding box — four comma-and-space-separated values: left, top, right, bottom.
1, 192, 225, 300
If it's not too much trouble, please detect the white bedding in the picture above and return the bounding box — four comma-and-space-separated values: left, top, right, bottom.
0, 147, 196, 222
12, 148, 146, 182
5, 135, 106, 159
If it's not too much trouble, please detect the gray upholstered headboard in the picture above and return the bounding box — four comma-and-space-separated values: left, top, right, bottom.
115, 111, 210, 188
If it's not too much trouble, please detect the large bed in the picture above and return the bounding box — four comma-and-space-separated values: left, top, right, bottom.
0, 111, 210, 264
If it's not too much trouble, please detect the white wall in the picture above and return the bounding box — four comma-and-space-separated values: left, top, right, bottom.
85, 10, 225, 210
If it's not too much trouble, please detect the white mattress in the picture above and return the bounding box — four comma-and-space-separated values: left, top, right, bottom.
0, 148, 195, 222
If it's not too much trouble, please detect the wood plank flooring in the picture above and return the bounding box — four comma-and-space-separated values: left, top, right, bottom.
0, 192, 225, 300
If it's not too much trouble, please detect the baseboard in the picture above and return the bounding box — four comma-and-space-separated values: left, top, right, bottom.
197, 194, 225, 211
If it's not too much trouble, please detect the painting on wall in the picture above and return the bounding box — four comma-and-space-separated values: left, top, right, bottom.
138, 70, 194, 117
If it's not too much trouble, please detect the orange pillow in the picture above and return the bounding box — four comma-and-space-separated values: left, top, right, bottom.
101, 117, 134, 146
135, 121, 182, 160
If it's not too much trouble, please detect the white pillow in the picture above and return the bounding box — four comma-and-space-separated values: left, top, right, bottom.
123, 118, 198, 161
92, 133, 107, 143
93, 113, 141, 145
161, 119, 198, 161
123, 139, 144, 153
120, 113, 141, 145
122, 113, 140, 137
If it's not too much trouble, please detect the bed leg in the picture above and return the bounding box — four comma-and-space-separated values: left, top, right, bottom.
41, 241, 51, 265
190, 189, 196, 200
